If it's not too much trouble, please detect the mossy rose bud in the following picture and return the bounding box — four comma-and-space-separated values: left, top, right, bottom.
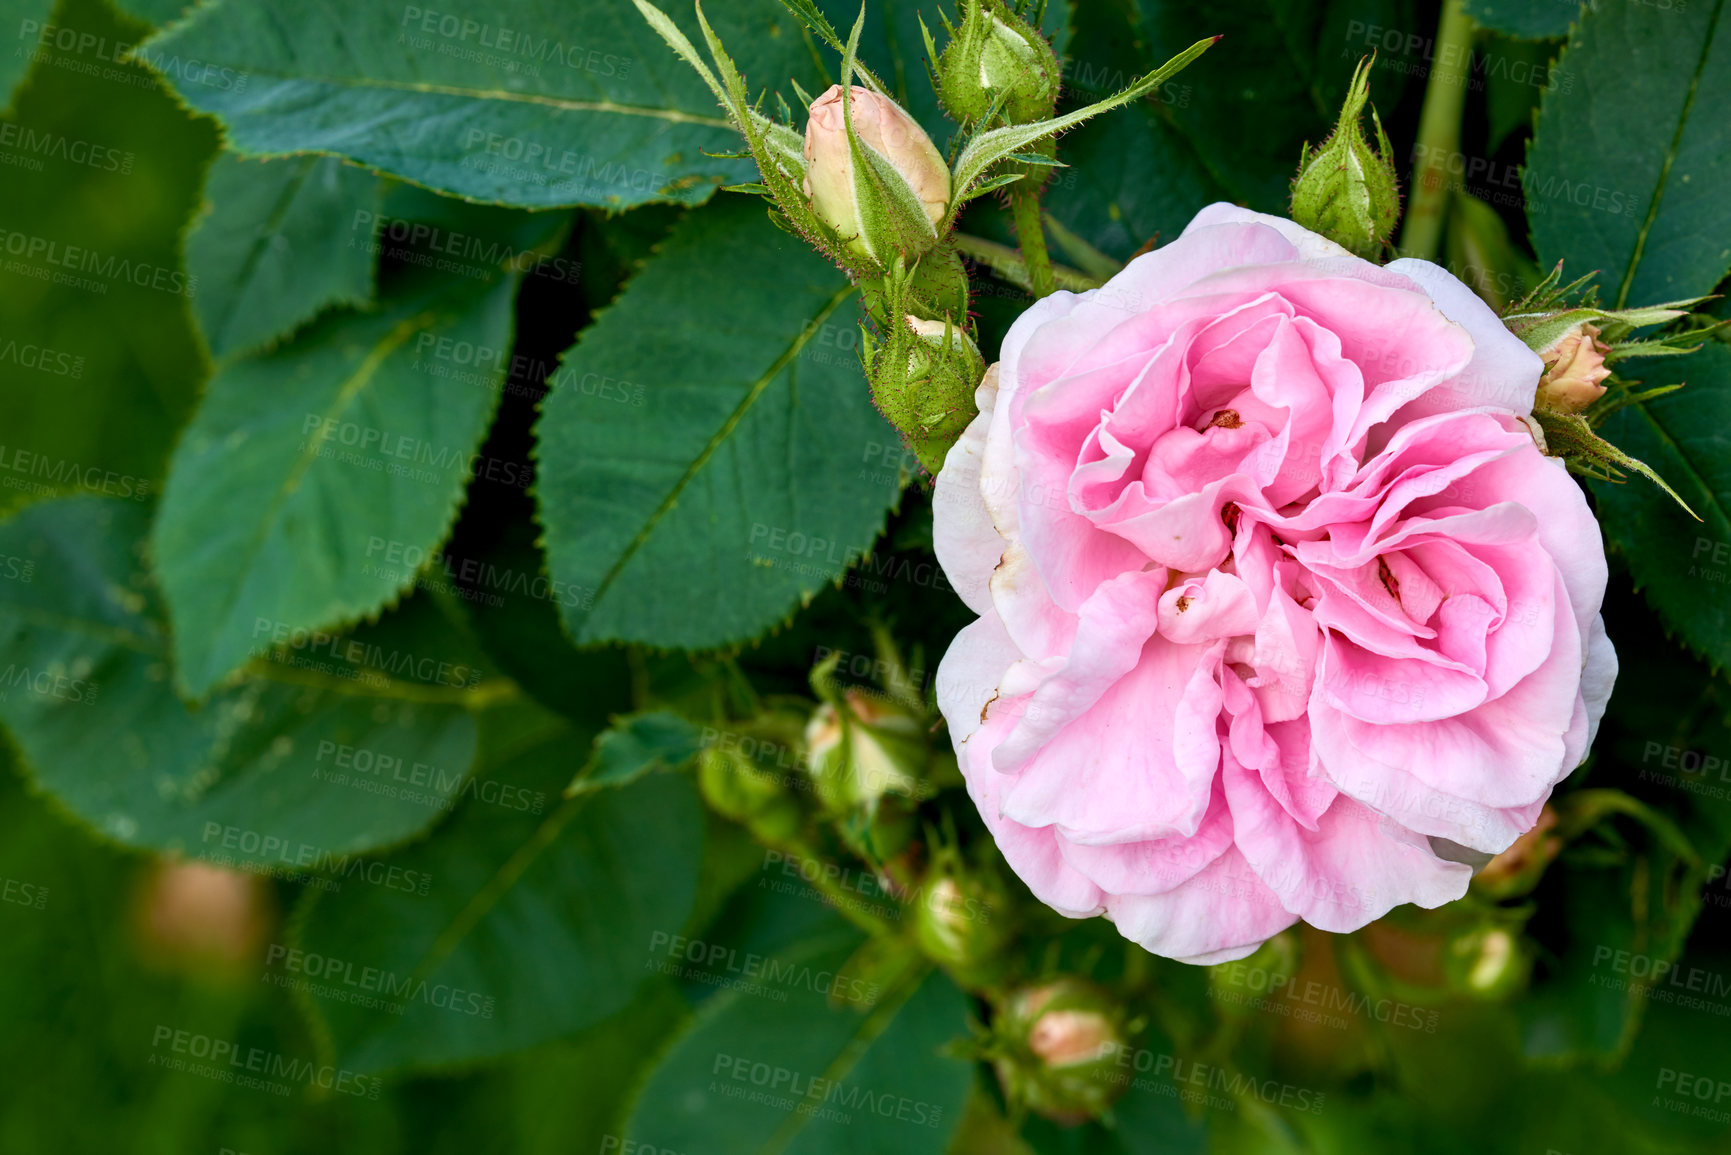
910, 845, 1010, 985
803, 85, 950, 266
1534, 322, 1612, 413
803, 687, 927, 811
869, 316, 984, 477
938, 0, 1061, 124
1290, 57, 1400, 259
991, 978, 1128, 1123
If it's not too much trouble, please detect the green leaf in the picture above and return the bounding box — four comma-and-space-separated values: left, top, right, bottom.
1529, 0, 1731, 307
1462, 0, 1578, 42
0, 496, 480, 857
139, 0, 827, 209
0, 0, 217, 521
1, 1, 56, 112
567, 710, 702, 795
186, 153, 383, 360
151, 263, 524, 699
1588, 345, 1731, 664
536, 195, 902, 650
623, 934, 973, 1153
289, 701, 705, 1072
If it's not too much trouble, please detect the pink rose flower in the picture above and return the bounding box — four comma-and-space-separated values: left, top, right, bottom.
932, 204, 1617, 964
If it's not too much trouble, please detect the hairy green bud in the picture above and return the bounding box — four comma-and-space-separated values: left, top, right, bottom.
1290, 57, 1401, 259
937, 0, 1061, 125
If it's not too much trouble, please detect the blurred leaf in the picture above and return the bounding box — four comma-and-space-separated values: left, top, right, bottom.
0, 496, 482, 858
140, 0, 826, 209
624, 936, 972, 1153
0, 0, 217, 519
567, 710, 701, 795
289, 699, 705, 1072
1481, 33, 1557, 153
1463, 0, 1579, 41
151, 262, 525, 699
1530, 0, 1731, 307
0, 0, 57, 111
186, 153, 382, 360
537, 194, 902, 650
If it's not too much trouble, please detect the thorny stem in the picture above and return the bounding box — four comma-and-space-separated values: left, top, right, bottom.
1397, 0, 1474, 261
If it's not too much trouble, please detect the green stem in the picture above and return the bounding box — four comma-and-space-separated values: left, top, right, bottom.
1009, 184, 1057, 298
1396, 0, 1474, 261
952, 232, 1101, 293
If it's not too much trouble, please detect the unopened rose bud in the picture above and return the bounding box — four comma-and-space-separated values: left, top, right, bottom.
991, 977, 1128, 1123
697, 745, 801, 843
910, 845, 1010, 984
134, 860, 269, 974
1290, 57, 1400, 259
803, 85, 950, 267
1534, 323, 1612, 413
1444, 925, 1530, 999
869, 316, 984, 477
938, 0, 1061, 125
805, 686, 927, 812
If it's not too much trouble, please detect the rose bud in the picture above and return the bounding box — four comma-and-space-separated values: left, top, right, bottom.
696, 744, 802, 844
990, 978, 1129, 1123
910, 843, 1011, 986
803, 84, 950, 267
1444, 925, 1531, 999
938, 0, 1061, 125
134, 860, 269, 974
1290, 57, 1400, 258
1534, 322, 1612, 413
804, 686, 928, 812
868, 315, 985, 477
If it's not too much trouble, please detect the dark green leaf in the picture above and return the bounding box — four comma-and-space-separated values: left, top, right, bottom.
140, 0, 827, 209
186, 153, 382, 360
1529, 0, 1731, 307
0, 0, 217, 520
151, 265, 522, 699
1463, 0, 1579, 42
289, 700, 705, 1072
568, 710, 702, 795
0, 496, 479, 858
537, 195, 902, 650
624, 935, 973, 1153
1589, 345, 1731, 663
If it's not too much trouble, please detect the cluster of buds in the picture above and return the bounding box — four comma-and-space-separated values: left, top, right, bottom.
1289, 57, 1401, 259
985, 977, 1130, 1123
632, 0, 1215, 474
